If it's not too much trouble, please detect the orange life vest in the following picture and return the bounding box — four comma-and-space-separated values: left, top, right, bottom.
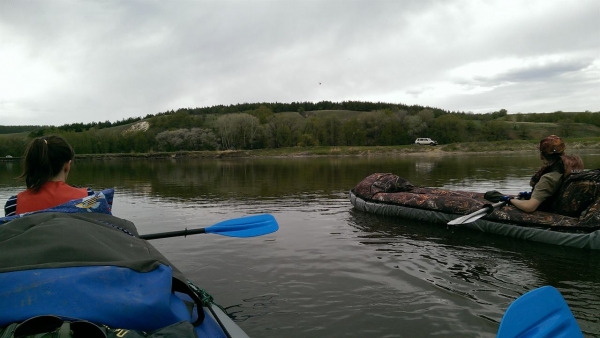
16, 181, 88, 214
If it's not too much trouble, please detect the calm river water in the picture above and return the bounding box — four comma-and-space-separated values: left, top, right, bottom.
1, 150, 600, 337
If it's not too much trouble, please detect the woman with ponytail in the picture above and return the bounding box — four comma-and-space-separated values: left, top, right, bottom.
4, 135, 93, 216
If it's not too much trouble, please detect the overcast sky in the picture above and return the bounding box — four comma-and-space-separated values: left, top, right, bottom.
1, 0, 599, 126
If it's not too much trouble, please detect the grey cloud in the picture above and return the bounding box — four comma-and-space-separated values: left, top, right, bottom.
438, 69, 600, 114
467, 58, 595, 86
497, 59, 593, 82
0, 0, 598, 125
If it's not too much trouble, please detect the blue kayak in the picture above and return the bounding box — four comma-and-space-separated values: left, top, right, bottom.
0, 190, 251, 337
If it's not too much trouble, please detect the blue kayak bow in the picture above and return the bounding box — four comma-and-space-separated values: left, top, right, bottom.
139, 214, 279, 240
497, 286, 583, 338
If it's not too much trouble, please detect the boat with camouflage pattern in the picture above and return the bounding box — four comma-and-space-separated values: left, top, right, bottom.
350, 170, 600, 250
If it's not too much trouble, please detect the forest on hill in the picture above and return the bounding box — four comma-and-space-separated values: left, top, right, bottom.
0, 101, 599, 157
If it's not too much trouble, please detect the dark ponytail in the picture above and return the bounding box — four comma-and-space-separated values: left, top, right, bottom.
19, 135, 75, 191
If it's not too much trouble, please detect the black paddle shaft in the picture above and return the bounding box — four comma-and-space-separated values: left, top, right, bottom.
139, 228, 207, 240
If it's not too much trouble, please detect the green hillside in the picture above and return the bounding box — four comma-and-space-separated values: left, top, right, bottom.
0, 102, 598, 157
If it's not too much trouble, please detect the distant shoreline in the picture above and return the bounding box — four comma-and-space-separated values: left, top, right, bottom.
3, 140, 597, 161
74, 148, 527, 160
74, 140, 599, 160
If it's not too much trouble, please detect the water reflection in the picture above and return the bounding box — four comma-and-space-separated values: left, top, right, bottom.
347, 208, 600, 336
3, 151, 599, 199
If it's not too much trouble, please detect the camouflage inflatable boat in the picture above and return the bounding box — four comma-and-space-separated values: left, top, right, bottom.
350, 170, 600, 250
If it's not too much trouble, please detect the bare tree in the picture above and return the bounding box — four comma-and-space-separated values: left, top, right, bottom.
156, 128, 218, 151
215, 115, 237, 150
237, 113, 261, 149
264, 112, 305, 148
215, 113, 261, 150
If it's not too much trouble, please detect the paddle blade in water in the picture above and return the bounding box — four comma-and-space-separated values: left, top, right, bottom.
205, 214, 279, 238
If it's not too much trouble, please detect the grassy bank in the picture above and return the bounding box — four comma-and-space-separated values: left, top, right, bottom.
74, 137, 600, 160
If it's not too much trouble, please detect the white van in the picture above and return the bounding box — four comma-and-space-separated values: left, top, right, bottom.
414, 138, 438, 146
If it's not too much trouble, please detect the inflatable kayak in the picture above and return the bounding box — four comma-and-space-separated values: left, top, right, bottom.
0, 190, 265, 337
350, 172, 600, 250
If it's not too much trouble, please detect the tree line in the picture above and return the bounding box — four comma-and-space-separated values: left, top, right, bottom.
0, 102, 598, 157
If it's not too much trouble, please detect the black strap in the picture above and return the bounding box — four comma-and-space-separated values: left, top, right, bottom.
172, 278, 206, 326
